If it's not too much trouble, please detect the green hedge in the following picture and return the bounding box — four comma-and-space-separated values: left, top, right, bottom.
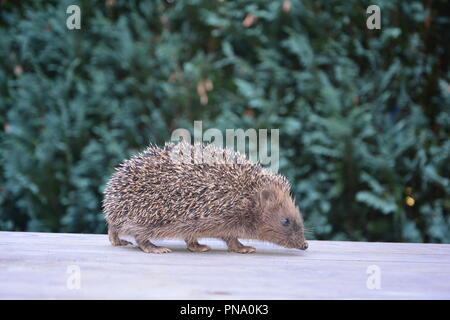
1, 0, 449, 242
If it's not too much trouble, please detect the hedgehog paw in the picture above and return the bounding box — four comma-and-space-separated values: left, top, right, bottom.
229, 246, 256, 254
140, 245, 172, 254
187, 243, 211, 252
222, 238, 256, 254
114, 239, 132, 246
109, 229, 132, 246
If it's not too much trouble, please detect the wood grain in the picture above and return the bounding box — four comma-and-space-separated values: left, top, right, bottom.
0, 231, 449, 299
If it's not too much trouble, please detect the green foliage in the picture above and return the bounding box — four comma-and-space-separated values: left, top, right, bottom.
1, 0, 449, 242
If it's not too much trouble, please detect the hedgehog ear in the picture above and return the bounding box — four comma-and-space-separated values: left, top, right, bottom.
259, 189, 274, 208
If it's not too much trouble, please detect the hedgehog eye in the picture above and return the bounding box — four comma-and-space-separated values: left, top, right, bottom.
281, 218, 290, 226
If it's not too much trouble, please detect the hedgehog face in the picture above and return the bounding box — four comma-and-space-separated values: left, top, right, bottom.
257, 186, 308, 250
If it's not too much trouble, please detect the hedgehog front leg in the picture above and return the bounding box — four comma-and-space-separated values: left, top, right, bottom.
222, 237, 256, 254
185, 238, 211, 252
135, 234, 172, 254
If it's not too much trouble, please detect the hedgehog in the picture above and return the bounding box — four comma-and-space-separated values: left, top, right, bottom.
102, 141, 308, 254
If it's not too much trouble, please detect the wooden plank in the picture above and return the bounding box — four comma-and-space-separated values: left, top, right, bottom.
0, 231, 449, 299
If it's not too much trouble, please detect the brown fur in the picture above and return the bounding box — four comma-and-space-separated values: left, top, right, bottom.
102, 141, 308, 253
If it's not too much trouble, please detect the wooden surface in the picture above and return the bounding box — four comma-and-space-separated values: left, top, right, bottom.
0, 231, 450, 299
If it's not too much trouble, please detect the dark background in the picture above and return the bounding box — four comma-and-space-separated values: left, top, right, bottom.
0, 0, 449, 242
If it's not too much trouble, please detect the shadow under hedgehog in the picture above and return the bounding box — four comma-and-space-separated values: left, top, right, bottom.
103, 141, 308, 254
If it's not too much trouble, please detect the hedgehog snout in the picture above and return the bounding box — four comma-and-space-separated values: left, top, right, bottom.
292, 233, 308, 250
299, 241, 309, 250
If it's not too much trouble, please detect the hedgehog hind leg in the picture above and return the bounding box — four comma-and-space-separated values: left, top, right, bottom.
135, 234, 172, 254
222, 237, 256, 254
185, 238, 211, 252
108, 226, 132, 246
